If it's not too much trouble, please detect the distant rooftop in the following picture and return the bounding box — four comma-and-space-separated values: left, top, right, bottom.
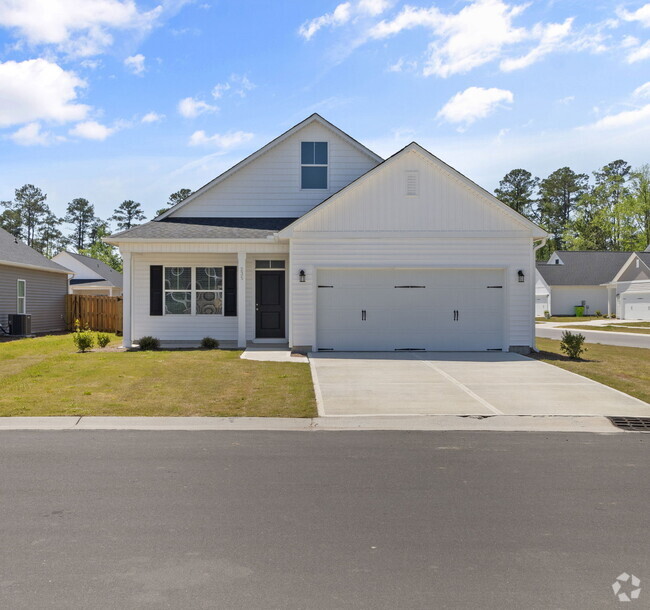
0, 226, 70, 274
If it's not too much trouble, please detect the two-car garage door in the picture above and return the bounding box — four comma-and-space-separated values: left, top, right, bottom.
316, 268, 505, 351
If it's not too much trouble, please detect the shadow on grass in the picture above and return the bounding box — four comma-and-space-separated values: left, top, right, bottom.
530, 350, 598, 364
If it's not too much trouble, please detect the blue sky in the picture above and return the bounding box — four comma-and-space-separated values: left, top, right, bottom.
1, 0, 650, 224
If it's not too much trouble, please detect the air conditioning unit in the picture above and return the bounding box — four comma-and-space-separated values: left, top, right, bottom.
8, 313, 31, 336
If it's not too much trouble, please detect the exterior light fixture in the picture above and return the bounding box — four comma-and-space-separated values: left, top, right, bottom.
517, 270, 525, 283
299, 269, 306, 283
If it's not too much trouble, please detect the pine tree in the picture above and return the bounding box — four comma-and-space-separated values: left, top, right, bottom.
111, 200, 146, 231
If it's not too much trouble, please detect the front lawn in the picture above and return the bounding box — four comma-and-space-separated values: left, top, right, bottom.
531, 338, 650, 404
559, 324, 650, 335
0, 334, 316, 417
535, 316, 599, 323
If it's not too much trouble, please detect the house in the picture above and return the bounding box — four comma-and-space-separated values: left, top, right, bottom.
52, 251, 123, 296
105, 114, 548, 352
536, 250, 650, 319
0, 226, 71, 334
535, 271, 551, 317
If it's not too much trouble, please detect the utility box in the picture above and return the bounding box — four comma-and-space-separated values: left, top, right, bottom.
8, 314, 31, 336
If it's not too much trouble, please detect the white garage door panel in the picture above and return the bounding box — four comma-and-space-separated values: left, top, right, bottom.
535, 295, 549, 317
317, 269, 505, 351
622, 292, 650, 321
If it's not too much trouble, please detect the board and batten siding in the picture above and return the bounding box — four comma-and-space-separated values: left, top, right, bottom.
288, 237, 535, 350
171, 122, 379, 219
0, 264, 68, 333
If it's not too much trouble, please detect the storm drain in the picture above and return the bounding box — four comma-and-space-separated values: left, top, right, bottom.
608, 417, 650, 432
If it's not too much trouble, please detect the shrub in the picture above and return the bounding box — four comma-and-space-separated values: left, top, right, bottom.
96, 333, 111, 348
72, 321, 95, 353
200, 336, 219, 349
543, 310, 551, 320
595, 310, 602, 317
560, 331, 587, 360
138, 336, 160, 351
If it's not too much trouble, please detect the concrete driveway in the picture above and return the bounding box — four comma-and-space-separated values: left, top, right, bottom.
310, 352, 650, 417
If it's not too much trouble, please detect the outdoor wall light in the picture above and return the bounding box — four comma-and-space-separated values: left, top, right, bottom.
517, 270, 525, 283
299, 269, 306, 283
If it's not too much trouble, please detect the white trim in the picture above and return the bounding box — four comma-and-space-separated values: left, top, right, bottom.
155, 114, 382, 220
237, 251, 246, 347
163, 265, 225, 317
0, 259, 71, 275
300, 139, 329, 192
16, 278, 26, 314
611, 252, 650, 283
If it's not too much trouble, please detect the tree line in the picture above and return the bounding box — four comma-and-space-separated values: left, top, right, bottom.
494, 161, 650, 260
0, 186, 193, 271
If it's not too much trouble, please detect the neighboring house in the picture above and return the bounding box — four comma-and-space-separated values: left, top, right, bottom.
106, 114, 548, 352
52, 251, 123, 296
0, 226, 71, 334
536, 249, 650, 319
535, 271, 551, 317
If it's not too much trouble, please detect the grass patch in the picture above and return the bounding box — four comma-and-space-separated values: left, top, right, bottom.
535, 316, 599, 323
531, 338, 650, 404
0, 334, 316, 417
559, 325, 650, 335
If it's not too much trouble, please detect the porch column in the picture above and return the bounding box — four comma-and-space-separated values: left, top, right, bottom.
607, 285, 615, 317
122, 252, 132, 348
237, 251, 246, 347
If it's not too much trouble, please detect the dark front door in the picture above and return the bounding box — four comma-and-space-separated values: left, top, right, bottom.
255, 271, 285, 339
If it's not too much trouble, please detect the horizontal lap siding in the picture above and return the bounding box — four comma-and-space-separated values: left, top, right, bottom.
618, 280, 650, 293
132, 253, 239, 341
550, 286, 608, 316
289, 238, 534, 349
0, 265, 67, 333
172, 123, 378, 218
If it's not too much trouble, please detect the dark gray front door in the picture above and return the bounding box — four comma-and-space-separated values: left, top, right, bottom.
255, 271, 285, 339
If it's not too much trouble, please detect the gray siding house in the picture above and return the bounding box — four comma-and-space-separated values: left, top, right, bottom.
0, 227, 71, 334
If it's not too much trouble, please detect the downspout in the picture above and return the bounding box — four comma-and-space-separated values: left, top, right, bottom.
530, 236, 549, 353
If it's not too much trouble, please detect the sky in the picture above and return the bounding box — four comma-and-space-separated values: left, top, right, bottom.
1, 0, 650, 224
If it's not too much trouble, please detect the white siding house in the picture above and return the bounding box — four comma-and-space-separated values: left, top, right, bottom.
608, 252, 650, 320
106, 114, 548, 353
52, 251, 123, 296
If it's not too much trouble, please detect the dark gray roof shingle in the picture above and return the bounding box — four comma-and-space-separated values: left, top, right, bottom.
64, 251, 123, 288
537, 251, 633, 285
0, 227, 70, 273
108, 217, 299, 240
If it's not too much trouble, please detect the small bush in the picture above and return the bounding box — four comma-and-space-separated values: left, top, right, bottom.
200, 336, 219, 349
560, 331, 587, 360
138, 336, 160, 351
96, 333, 111, 348
594, 310, 602, 317
543, 310, 551, 320
72, 319, 94, 353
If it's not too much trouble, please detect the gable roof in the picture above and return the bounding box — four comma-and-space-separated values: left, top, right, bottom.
0, 226, 71, 274
279, 142, 548, 238
155, 114, 383, 221
105, 217, 297, 242
536, 251, 633, 286
610, 251, 650, 283
62, 251, 123, 287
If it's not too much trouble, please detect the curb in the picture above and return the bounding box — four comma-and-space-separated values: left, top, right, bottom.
0, 415, 621, 433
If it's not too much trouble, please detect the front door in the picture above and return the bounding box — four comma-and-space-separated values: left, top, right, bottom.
255, 270, 285, 338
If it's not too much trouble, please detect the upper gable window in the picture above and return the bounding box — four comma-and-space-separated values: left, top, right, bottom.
301, 141, 328, 190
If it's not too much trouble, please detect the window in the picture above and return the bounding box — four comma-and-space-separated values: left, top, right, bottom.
164, 267, 224, 315
196, 267, 223, 315
301, 141, 328, 189
164, 267, 191, 314
256, 260, 285, 269
16, 279, 26, 314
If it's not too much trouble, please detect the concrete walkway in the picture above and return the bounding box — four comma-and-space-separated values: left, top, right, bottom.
240, 346, 308, 363
310, 351, 649, 417
0, 415, 626, 433
536, 325, 650, 349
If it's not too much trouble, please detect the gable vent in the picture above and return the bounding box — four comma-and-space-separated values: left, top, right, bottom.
406, 170, 419, 196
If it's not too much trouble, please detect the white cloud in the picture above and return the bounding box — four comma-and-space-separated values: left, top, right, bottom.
188, 130, 254, 149
178, 96, 217, 118
633, 81, 650, 99
437, 86, 513, 127
212, 82, 230, 99
586, 104, 650, 130
0, 58, 89, 127
387, 57, 417, 72
500, 18, 573, 71
8, 122, 55, 146
557, 95, 575, 105
212, 74, 255, 99
0, 0, 163, 57
141, 111, 164, 123
626, 40, 650, 63
619, 3, 650, 28
124, 53, 145, 75
69, 120, 116, 140
358, 0, 390, 16
299, 2, 352, 40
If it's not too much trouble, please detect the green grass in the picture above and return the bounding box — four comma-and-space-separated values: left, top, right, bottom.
531, 338, 650, 404
0, 334, 316, 417
535, 316, 600, 323
559, 325, 650, 335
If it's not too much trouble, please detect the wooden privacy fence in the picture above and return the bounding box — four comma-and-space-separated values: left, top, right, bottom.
65, 295, 123, 334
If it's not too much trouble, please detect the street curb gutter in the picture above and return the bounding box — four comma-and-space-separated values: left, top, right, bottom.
0, 415, 621, 433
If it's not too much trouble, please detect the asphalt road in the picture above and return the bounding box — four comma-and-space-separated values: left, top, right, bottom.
536, 325, 650, 349
0, 431, 648, 609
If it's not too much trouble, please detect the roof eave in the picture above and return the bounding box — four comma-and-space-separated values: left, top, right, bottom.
0, 259, 72, 275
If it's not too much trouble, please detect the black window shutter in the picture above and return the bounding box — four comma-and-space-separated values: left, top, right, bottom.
224, 266, 237, 316
150, 266, 163, 316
